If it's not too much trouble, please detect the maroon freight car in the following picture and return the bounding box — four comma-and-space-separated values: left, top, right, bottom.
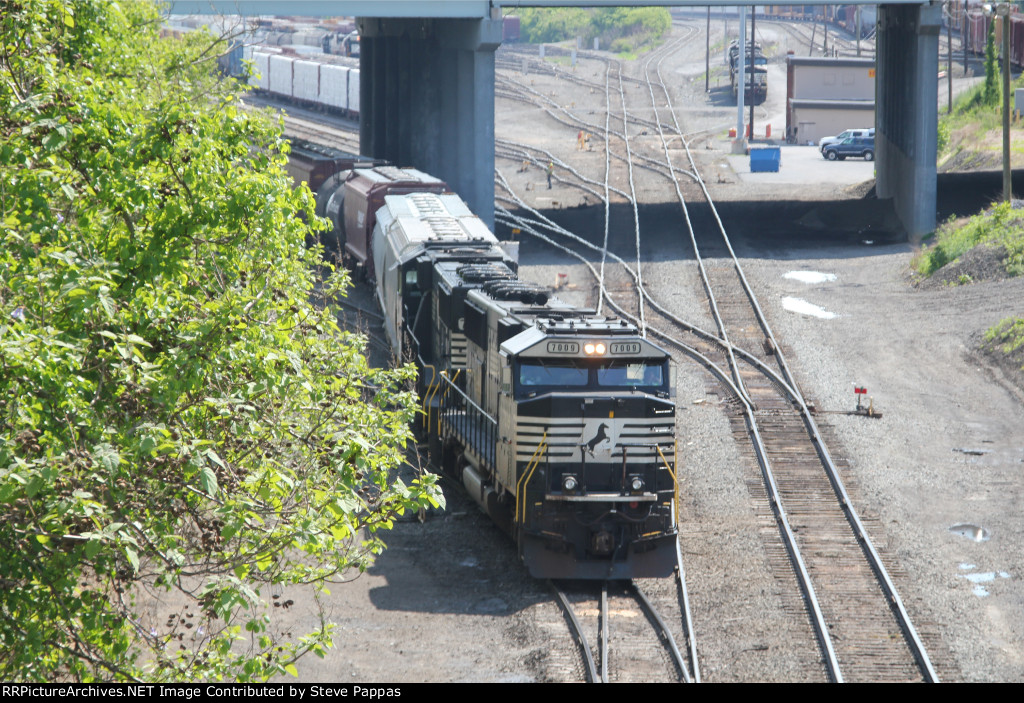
503, 15, 520, 43
318, 166, 448, 279
964, 10, 1024, 69
287, 138, 382, 194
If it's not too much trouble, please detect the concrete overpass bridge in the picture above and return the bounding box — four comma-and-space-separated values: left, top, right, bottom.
168, 1, 942, 237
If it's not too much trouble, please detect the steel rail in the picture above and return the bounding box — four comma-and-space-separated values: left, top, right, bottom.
599, 582, 609, 683
495, 137, 695, 203
612, 60, 646, 336
493, 182, 807, 406
650, 34, 937, 683
495, 204, 830, 686
495, 73, 691, 181
597, 60, 612, 316
641, 33, 752, 407
631, 581, 692, 683
549, 581, 599, 683
496, 29, 930, 678
498, 31, 937, 667
675, 541, 701, 683
495, 203, 843, 681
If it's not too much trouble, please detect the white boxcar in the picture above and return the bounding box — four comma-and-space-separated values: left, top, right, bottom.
319, 64, 349, 111
249, 51, 271, 90
268, 54, 293, 99
292, 60, 320, 103
347, 68, 360, 118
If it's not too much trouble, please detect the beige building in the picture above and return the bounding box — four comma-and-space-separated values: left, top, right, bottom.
786, 56, 876, 144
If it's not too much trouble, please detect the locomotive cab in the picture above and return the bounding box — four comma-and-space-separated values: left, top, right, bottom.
497, 321, 679, 580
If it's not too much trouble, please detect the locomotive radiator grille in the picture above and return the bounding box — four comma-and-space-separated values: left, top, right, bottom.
515, 417, 674, 462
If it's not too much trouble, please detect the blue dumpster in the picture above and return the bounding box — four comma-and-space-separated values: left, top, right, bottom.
749, 147, 781, 173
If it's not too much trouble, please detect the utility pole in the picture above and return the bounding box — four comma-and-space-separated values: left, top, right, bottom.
749, 6, 756, 140
948, 2, 953, 113
964, 5, 970, 76
733, 5, 747, 153
855, 7, 861, 56
706, 6, 711, 93
1003, 6, 1012, 202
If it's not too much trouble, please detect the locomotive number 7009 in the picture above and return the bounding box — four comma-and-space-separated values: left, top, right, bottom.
610, 342, 642, 354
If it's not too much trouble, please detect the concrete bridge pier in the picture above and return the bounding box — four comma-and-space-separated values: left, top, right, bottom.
876, 3, 942, 239
358, 16, 502, 229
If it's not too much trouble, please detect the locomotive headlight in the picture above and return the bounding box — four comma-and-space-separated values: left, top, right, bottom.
583, 342, 607, 355
629, 475, 644, 492
595, 342, 606, 354
562, 475, 578, 492
584, 343, 595, 354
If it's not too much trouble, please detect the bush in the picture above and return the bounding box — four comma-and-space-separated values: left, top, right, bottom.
517, 7, 671, 54
985, 19, 1000, 107
914, 202, 1024, 277
937, 119, 951, 155
984, 317, 1024, 372
0, 0, 441, 682
986, 317, 1024, 351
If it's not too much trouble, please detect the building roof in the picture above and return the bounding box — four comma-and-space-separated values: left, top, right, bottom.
786, 56, 876, 69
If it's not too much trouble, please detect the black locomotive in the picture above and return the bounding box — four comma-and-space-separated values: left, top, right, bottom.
298, 151, 680, 579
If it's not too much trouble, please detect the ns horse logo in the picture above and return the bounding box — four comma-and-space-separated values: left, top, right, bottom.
580, 419, 617, 461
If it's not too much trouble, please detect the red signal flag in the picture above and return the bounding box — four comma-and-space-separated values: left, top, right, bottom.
854, 387, 867, 394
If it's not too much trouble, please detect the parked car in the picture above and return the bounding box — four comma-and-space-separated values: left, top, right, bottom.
819, 128, 874, 152
822, 136, 875, 161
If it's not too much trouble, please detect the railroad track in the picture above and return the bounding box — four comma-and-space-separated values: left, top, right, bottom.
258, 22, 942, 680
495, 22, 941, 682
642, 37, 938, 680
243, 92, 362, 153
498, 38, 703, 682
760, 18, 876, 60
549, 549, 699, 683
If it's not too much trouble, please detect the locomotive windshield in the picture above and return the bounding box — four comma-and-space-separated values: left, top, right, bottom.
596, 361, 663, 387
516, 358, 666, 396
518, 360, 589, 387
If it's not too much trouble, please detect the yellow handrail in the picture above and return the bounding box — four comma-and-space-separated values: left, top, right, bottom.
434, 369, 461, 435
656, 443, 679, 510
516, 432, 548, 526
420, 362, 437, 427
423, 369, 442, 435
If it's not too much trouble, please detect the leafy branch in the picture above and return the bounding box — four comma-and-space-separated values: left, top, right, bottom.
0, 0, 443, 682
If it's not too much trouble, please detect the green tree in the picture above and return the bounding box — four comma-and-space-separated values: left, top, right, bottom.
517, 8, 590, 44
0, 0, 441, 682
985, 18, 1000, 106
516, 7, 670, 52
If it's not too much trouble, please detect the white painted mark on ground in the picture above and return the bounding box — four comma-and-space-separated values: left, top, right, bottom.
957, 566, 1011, 598
783, 270, 837, 284
781, 297, 837, 319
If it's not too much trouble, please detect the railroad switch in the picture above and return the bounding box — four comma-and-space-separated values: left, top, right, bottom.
809, 386, 883, 419
852, 385, 882, 418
